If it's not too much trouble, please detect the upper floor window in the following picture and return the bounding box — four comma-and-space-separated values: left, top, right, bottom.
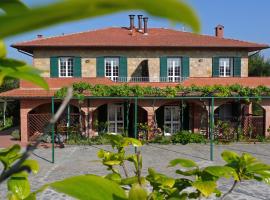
167, 58, 181, 82
105, 57, 119, 81
59, 57, 74, 77
219, 58, 233, 77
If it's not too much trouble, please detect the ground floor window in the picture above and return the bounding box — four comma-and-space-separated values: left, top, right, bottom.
218, 104, 233, 121
164, 106, 180, 135
108, 104, 124, 134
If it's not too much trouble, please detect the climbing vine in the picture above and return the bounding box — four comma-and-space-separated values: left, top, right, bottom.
55, 82, 270, 101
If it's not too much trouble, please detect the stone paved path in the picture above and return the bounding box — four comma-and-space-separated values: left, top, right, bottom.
1, 143, 270, 199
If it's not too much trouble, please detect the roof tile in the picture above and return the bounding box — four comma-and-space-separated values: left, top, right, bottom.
12, 27, 269, 53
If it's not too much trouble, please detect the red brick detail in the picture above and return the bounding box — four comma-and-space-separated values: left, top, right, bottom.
20, 99, 51, 143
1, 77, 270, 98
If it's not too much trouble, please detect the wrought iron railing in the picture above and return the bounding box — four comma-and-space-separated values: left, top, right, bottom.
114, 77, 188, 83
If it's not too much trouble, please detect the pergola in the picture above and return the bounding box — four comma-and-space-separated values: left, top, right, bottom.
49, 95, 270, 163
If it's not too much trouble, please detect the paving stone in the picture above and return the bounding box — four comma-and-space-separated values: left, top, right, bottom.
1, 144, 270, 199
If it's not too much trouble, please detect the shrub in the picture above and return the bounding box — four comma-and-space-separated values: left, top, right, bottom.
256, 134, 266, 142
189, 132, 206, 143
11, 129, 20, 140
150, 135, 171, 144
171, 131, 206, 144
0, 117, 13, 131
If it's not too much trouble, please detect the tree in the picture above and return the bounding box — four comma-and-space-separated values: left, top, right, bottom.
249, 53, 270, 76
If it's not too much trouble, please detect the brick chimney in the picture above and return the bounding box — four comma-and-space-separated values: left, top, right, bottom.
215, 25, 224, 38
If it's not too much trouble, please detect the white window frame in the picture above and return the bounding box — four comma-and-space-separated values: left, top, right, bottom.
107, 104, 124, 134
164, 106, 181, 136
167, 57, 181, 82
219, 58, 232, 77
105, 57, 119, 81
58, 57, 74, 77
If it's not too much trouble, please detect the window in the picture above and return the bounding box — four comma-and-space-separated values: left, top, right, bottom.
58, 57, 74, 77
218, 104, 233, 121
219, 58, 232, 77
167, 58, 181, 82
108, 104, 124, 134
164, 106, 180, 135
105, 57, 119, 81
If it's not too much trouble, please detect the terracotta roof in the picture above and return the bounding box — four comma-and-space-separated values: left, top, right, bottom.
1, 77, 270, 98
19, 77, 115, 89
182, 77, 270, 87
12, 27, 269, 53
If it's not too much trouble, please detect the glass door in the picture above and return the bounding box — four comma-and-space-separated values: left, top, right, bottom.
164, 106, 180, 135
108, 104, 124, 134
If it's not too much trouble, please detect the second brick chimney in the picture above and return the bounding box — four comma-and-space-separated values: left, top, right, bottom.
215, 25, 224, 38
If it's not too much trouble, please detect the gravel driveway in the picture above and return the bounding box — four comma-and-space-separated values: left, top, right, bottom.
1, 143, 270, 200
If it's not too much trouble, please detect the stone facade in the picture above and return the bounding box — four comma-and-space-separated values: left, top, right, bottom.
33, 49, 249, 78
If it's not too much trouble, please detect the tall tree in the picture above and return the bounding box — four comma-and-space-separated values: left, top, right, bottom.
249, 53, 270, 76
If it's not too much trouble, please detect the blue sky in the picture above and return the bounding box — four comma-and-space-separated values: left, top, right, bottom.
5, 0, 270, 63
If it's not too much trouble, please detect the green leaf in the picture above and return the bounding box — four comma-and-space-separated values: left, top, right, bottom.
169, 158, 198, 168
192, 180, 216, 197
175, 169, 198, 176
247, 163, 270, 172
22, 160, 39, 174
123, 138, 142, 147
0, 58, 48, 89
0, 0, 28, 15
128, 184, 147, 200
104, 160, 122, 166
50, 174, 127, 200
0, 144, 21, 169
105, 173, 122, 184
121, 176, 146, 186
7, 173, 31, 200
221, 150, 240, 163
204, 166, 239, 180
0, 40, 6, 58
0, 0, 200, 39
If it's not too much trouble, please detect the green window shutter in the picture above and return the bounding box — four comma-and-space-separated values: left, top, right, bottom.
160, 56, 167, 82
96, 56, 105, 77
212, 57, 220, 77
119, 56, 128, 78
50, 56, 58, 77
181, 56, 190, 79
233, 57, 241, 77
73, 57, 82, 77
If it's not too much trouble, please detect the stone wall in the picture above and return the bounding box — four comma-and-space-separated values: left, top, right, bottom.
33, 49, 249, 78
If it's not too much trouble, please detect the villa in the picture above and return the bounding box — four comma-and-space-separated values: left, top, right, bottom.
1, 15, 269, 143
